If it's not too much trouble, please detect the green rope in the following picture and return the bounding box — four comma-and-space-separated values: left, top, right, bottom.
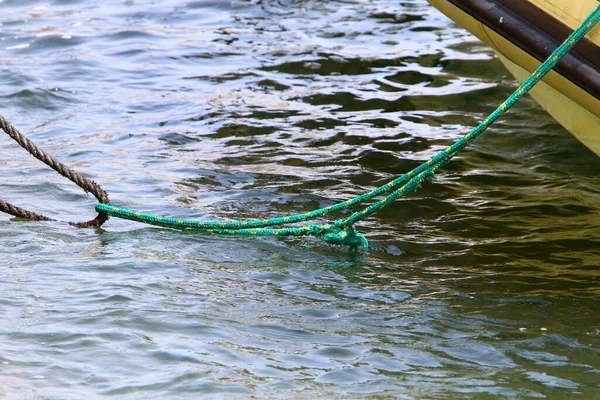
97, 4, 600, 250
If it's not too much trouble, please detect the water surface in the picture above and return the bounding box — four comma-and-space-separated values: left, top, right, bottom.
1, 0, 599, 398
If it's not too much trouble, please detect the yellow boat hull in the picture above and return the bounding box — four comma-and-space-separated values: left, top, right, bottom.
427, 0, 600, 156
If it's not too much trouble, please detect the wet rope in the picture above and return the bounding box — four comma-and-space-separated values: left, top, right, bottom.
0, 116, 109, 227
97, 4, 600, 250
2, 4, 599, 249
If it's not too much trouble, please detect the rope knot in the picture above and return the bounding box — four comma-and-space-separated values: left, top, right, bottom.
321, 224, 368, 252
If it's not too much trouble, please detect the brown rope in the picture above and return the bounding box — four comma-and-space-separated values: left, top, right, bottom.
0, 115, 109, 227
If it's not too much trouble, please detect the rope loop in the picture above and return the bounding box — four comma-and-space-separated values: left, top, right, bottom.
321, 224, 369, 251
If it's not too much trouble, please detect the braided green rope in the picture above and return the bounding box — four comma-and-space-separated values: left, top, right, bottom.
97, 4, 600, 250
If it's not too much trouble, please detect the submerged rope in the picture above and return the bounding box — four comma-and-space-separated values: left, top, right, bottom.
2, 4, 599, 249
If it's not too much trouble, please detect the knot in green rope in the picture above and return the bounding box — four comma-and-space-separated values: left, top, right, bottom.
320, 224, 369, 251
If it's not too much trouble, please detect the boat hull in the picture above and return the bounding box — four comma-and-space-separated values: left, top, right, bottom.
427, 0, 600, 156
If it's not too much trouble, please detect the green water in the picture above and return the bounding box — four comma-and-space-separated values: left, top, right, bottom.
1, 0, 599, 398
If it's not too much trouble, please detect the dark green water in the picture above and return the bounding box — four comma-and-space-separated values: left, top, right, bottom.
1, 0, 599, 398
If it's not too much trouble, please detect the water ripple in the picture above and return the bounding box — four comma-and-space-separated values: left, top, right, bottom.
0, 0, 599, 398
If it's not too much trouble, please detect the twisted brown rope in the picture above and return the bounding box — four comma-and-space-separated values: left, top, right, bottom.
0, 115, 109, 227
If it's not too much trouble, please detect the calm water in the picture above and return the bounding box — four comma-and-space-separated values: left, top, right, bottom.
1, 0, 599, 398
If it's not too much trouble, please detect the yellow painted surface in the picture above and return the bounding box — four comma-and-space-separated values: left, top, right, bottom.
529, 0, 600, 44
498, 53, 600, 156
